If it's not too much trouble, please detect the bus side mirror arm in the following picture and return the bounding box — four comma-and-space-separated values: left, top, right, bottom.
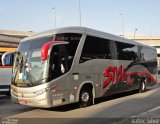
2, 51, 16, 66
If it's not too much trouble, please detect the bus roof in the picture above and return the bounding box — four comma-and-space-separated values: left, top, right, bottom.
21, 27, 155, 49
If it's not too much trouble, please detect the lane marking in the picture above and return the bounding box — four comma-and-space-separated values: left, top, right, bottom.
132, 106, 160, 118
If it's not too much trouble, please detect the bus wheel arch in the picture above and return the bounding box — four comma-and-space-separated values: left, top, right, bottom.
77, 82, 95, 107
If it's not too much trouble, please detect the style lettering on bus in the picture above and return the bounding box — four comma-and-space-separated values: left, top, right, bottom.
103, 65, 134, 88
102, 65, 157, 96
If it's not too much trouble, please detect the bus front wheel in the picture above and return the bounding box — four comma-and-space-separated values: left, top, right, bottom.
139, 79, 146, 93
79, 87, 93, 108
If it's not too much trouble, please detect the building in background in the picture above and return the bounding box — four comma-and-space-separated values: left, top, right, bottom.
0, 29, 35, 48
126, 35, 160, 67
0, 30, 34, 94
0, 29, 35, 64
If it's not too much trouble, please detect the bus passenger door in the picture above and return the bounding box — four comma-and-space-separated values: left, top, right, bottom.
116, 63, 130, 93
102, 62, 117, 96
116, 42, 139, 93
101, 41, 117, 97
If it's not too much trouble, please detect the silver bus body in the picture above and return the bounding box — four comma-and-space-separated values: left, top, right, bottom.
10, 27, 157, 108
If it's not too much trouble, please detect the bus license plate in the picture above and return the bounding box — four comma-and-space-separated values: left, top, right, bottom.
53, 99, 62, 105
19, 100, 27, 104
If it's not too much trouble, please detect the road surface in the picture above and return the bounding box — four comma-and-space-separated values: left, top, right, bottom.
1, 84, 160, 124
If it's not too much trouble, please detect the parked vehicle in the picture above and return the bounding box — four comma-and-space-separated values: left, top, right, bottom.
3, 27, 157, 108
0, 48, 16, 95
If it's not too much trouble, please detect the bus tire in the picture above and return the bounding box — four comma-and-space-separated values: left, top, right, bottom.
6, 91, 11, 96
79, 87, 93, 108
139, 79, 146, 93
6, 85, 11, 96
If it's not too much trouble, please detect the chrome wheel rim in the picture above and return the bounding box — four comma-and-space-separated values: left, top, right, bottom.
142, 82, 145, 91
81, 92, 89, 102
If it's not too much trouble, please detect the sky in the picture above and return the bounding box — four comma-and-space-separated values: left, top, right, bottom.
0, 0, 160, 36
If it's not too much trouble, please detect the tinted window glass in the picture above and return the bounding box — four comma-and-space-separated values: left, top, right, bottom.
116, 42, 138, 60
80, 36, 111, 63
18, 41, 29, 52
142, 47, 157, 62
55, 33, 81, 58
0, 52, 14, 66
29, 37, 53, 50
142, 47, 157, 74
18, 37, 53, 52
4, 53, 14, 66
49, 33, 82, 80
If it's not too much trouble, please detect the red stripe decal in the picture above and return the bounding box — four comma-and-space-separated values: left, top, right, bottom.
102, 65, 157, 96
0, 66, 12, 68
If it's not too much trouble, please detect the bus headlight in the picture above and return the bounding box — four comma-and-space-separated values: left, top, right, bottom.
34, 88, 50, 96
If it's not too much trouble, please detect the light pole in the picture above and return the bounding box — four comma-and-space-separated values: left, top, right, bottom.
134, 28, 138, 39
120, 14, 125, 38
52, 7, 57, 28
78, 0, 81, 26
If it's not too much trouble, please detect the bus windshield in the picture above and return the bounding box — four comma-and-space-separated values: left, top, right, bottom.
12, 33, 82, 87
12, 43, 50, 87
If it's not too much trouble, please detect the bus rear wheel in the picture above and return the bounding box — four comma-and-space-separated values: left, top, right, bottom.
139, 79, 146, 93
79, 87, 93, 108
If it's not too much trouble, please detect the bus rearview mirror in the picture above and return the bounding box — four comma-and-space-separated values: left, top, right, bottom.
41, 40, 69, 61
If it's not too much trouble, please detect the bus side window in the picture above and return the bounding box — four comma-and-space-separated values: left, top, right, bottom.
49, 44, 69, 80
0, 52, 5, 66
58, 45, 69, 73
80, 36, 111, 63
6, 55, 10, 65
4, 54, 14, 66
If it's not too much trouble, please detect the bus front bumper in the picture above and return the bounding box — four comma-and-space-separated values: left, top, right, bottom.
11, 91, 53, 108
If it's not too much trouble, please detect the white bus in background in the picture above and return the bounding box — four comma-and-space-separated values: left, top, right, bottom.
0, 47, 16, 95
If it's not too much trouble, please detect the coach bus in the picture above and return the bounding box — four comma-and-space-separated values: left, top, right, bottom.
2, 27, 157, 108
0, 47, 16, 95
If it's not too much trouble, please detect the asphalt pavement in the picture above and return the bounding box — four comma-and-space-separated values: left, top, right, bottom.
1, 83, 160, 124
